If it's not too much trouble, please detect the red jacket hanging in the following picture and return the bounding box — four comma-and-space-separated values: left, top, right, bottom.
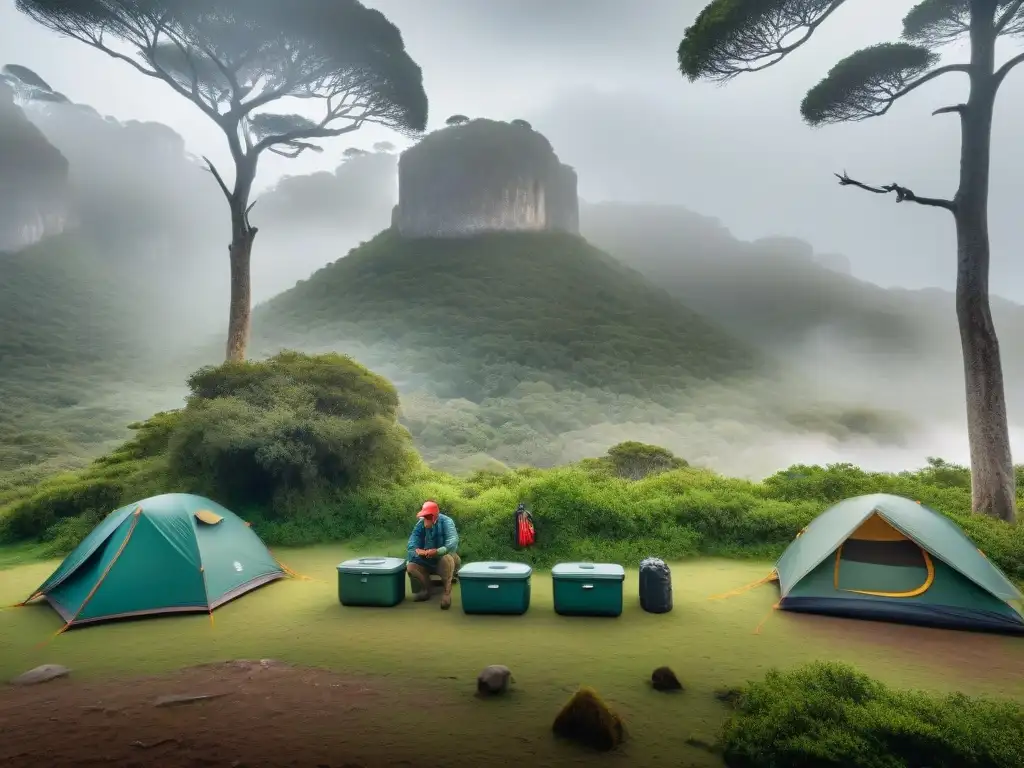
514, 503, 535, 548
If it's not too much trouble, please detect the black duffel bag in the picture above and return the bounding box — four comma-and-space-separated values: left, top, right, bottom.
639, 557, 673, 614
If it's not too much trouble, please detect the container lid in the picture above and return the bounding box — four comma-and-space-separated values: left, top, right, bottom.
458, 561, 532, 579
337, 556, 407, 574
552, 562, 625, 580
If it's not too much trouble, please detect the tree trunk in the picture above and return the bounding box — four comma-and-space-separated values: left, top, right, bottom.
955, 207, 1016, 523
954, 4, 1017, 522
225, 215, 254, 362
223, 156, 258, 363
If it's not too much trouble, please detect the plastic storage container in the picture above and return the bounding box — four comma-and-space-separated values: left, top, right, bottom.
337, 557, 407, 607
552, 562, 626, 617
458, 561, 533, 615
638, 557, 673, 613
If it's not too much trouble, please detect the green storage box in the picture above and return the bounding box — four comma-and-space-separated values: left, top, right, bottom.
337, 556, 407, 607
458, 561, 532, 615
552, 562, 626, 617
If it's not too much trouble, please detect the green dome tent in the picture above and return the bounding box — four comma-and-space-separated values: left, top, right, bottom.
768, 493, 1024, 633
21, 493, 287, 630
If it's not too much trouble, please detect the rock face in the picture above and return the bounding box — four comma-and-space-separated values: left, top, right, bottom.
0, 80, 68, 252
393, 118, 579, 238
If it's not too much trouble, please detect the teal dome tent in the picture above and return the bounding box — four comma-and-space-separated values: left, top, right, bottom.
20, 493, 287, 630
713, 494, 1023, 633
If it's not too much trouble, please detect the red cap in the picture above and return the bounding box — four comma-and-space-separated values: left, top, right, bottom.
417, 501, 440, 519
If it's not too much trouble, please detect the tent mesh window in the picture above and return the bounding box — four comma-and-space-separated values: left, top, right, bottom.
834, 513, 933, 597
839, 539, 927, 567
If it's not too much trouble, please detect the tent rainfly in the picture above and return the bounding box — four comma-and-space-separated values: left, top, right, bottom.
20, 493, 287, 629
723, 494, 1023, 633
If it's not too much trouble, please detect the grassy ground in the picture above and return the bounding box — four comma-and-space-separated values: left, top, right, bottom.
3, 545, 1022, 766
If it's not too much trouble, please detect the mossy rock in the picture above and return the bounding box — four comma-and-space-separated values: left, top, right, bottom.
551, 686, 625, 752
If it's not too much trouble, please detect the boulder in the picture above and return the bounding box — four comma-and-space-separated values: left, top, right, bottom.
477, 664, 512, 695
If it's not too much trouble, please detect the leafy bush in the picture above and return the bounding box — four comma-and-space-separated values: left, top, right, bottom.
167, 351, 417, 507
720, 661, 1024, 768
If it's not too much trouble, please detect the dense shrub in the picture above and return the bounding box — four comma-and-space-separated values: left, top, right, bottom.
166, 351, 417, 507
720, 661, 1024, 768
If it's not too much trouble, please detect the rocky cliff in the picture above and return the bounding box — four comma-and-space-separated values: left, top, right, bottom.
393, 119, 579, 238
0, 80, 68, 252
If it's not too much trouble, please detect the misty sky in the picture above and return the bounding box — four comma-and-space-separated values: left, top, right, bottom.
2, 1, 1023, 299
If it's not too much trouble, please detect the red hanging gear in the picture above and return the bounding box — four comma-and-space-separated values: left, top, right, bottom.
514, 503, 535, 548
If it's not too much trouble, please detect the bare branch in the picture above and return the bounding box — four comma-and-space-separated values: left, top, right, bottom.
250, 86, 380, 156
834, 171, 955, 211
932, 103, 965, 115
994, 51, 1024, 88
202, 156, 232, 201
266, 140, 325, 159
876, 63, 969, 115
243, 199, 258, 233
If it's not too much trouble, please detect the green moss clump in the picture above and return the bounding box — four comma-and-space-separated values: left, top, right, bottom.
720, 661, 1024, 768
552, 686, 625, 752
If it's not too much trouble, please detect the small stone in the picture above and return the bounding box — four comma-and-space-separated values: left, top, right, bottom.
651, 666, 683, 692
153, 693, 227, 707
476, 664, 512, 695
10, 664, 70, 686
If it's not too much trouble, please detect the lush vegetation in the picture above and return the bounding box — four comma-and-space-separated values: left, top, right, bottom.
721, 661, 1024, 768
2, 355, 1021, 586
255, 229, 759, 401
0, 236, 177, 485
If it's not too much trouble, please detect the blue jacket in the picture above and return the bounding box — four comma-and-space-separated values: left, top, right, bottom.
407, 513, 459, 561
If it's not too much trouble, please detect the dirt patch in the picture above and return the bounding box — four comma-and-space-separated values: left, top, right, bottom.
0, 660, 439, 768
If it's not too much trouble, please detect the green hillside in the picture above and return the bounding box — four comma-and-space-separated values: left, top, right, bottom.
0, 238, 146, 480
0, 236, 211, 485
253, 229, 761, 402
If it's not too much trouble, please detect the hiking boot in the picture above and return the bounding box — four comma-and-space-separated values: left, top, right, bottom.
413, 590, 430, 602
440, 593, 452, 610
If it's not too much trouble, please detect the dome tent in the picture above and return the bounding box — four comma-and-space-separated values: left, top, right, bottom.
771, 494, 1023, 633
20, 493, 286, 629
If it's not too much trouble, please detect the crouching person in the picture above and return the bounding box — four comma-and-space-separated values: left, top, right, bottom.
406, 501, 461, 610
